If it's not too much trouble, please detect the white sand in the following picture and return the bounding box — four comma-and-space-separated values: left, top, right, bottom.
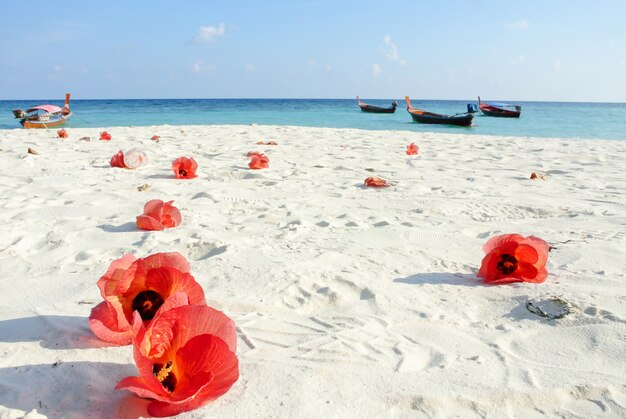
0, 125, 625, 419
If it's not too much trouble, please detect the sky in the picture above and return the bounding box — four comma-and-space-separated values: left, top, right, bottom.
1, 0, 625, 102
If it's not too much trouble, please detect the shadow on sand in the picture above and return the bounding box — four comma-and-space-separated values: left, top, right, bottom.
0, 361, 148, 419
394, 272, 486, 287
0, 314, 116, 350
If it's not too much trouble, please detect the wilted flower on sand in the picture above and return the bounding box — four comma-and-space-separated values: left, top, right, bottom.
88, 252, 206, 345
406, 143, 419, 155
110, 150, 128, 168
116, 295, 239, 417
57, 129, 68, 138
364, 176, 391, 188
248, 152, 269, 170
172, 157, 198, 179
477, 234, 549, 284
136, 200, 181, 231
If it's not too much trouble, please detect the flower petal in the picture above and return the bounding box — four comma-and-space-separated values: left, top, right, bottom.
515, 243, 540, 265
477, 252, 501, 282
143, 199, 165, 216
527, 236, 550, 267
481, 234, 525, 254
136, 215, 165, 231
88, 301, 133, 345
146, 335, 239, 417
137, 252, 191, 275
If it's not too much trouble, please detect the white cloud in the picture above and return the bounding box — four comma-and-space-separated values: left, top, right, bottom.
382, 35, 407, 66
372, 63, 382, 77
195, 23, 225, 43
245, 64, 256, 72
325, 64, 332, 72
505, 20, 529, 29
192, 61, 216, 73
53, 64, 63, 72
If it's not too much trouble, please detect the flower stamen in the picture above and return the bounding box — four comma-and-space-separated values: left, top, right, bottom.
132, 290, 165, 321
153, 361, 177, 392
496, 254, 518, 275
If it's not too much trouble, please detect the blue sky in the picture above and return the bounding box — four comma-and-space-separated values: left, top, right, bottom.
1, 0, 625, 101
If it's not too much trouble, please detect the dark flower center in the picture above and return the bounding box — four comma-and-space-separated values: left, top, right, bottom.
178, 169, 187, 177
153, 361, 177, 392
132, 290, 164, 321
497, 254, 518, 275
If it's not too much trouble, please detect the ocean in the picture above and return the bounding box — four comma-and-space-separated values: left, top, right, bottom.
1, 98, 625, 140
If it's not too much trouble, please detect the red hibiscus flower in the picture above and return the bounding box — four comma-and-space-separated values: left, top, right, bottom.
100, 131, 112, 141
57, 129, 68, 138
248, 152, 269, 170
406, 143, 419, 155
116, 296, 239, 417
172, 157, 198, 179
151, 135, 160, 141
88, 252, 206, 345
477, 234, 550, 284
136, 200, 182, 231
364, 176, 391, 188
110, 150, 128, 168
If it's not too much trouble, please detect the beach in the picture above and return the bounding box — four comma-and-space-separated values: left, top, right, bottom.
0, 124, 625, 418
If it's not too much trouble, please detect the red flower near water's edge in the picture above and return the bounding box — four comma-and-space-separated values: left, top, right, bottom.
364, 176, 390, 188
477, 234, 549, 284
406, 143, 419, 155
110, 150, 128, 168
151, 135, 160, 141
57, 129, 68, 138
136, 200, 182, 231
100, 131, 112, 141
88, 253, 206, 345
248, 152, 269, 169
172, 157, 198, 179
116, 297, 239, 417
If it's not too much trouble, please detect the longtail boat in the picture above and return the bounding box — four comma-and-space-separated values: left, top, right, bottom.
478, 96, 521, 118
13, 93, 72, 128
357, 96, 398, 113
405, 96, 473, 127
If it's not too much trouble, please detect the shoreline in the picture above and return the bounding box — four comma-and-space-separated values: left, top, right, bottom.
1, 124, 625, 418
1, 123, 624, 143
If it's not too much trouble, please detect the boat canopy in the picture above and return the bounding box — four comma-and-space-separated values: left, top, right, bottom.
26, 105, 63, 113
484, 102, 515, 108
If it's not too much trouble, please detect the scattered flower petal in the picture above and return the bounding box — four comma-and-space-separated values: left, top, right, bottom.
364, 176, 391, 188
136, 200, 182, 231
100, 131, 112, 141
110, 150, 128, 168
248, 152, 269, 169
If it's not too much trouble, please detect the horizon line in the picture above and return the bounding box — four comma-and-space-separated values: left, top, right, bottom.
2, 97, 625, 105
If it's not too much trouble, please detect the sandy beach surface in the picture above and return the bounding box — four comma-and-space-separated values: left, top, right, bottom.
0, 124, 625, 419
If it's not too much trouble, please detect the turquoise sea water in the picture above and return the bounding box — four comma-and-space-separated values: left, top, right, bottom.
1, 99, 625, 140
